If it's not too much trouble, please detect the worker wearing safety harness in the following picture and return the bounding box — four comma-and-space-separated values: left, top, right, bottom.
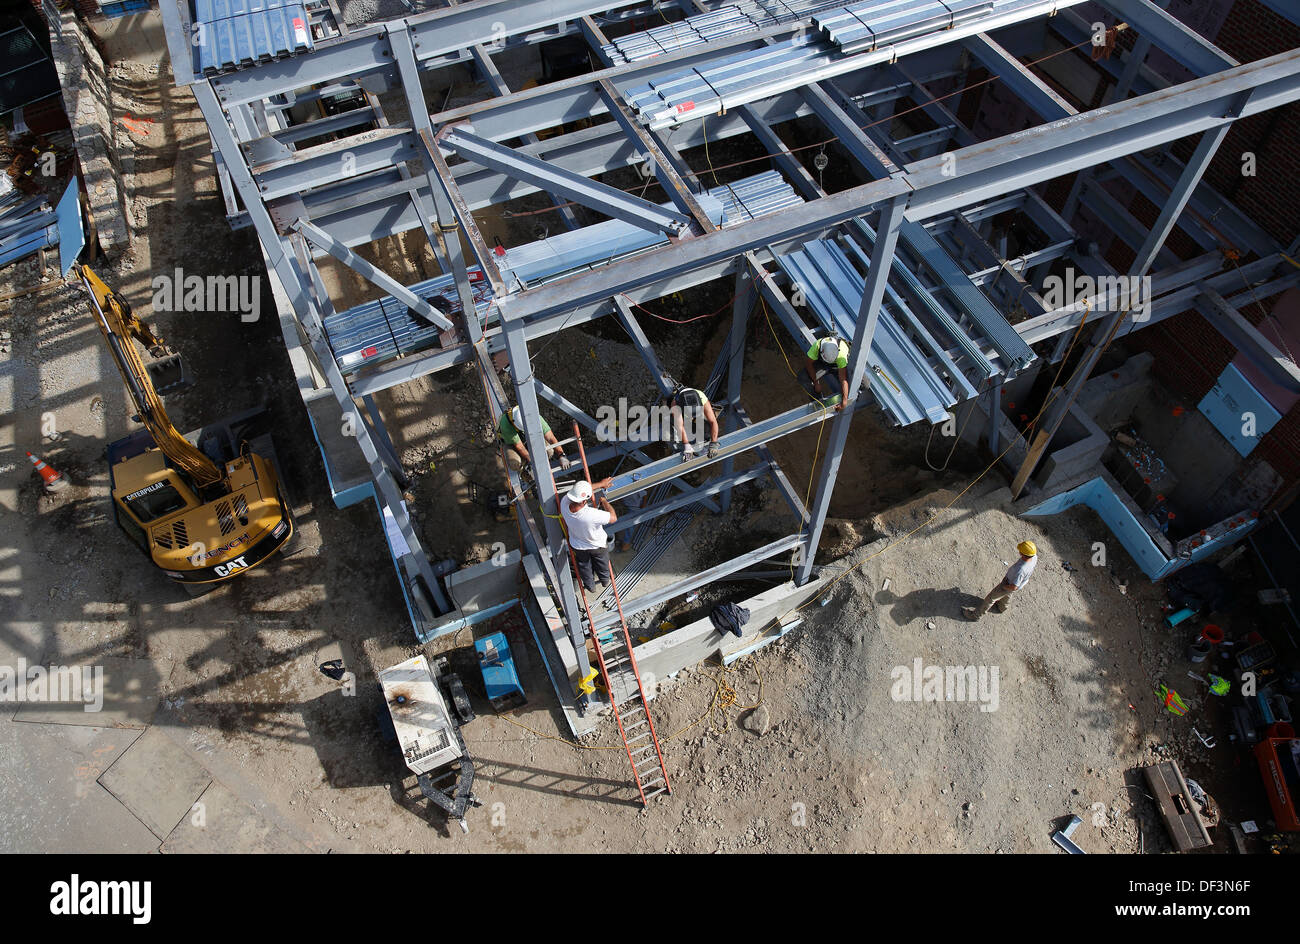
804, 336, 850, 412
964, 541, 1038, 621
665, 382, 720, 463
497, 406, 569, 486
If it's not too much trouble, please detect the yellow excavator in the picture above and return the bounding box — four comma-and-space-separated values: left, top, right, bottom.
76, 265, 295, 591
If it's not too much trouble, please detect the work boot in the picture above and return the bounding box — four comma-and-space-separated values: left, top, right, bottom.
992, 601, 1009, 614
962, 606, 979, 621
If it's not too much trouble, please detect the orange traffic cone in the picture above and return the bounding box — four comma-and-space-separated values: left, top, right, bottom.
26, 450, 68, 491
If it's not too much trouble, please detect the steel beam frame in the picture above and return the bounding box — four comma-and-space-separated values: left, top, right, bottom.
442, 127, 692, 237
177, 0, 1300, 690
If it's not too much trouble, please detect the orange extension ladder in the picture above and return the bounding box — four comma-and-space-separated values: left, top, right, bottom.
564, 422, 671, 806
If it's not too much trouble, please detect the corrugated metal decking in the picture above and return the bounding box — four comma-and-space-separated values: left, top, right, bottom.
622, 0, 1082, 128
601, 0, 846, 64
814, 0, 994, 54
778, 239, 958, 426
193, 0, 314, 75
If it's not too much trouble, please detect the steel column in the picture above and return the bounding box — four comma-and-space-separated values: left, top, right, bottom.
499, 312, 591, 681
1010, 115, 1242, 498
390, 26, 486, 333
721, 269, 754, 512
796, 194, 908, 584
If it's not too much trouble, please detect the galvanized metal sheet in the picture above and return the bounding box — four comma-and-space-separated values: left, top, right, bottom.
55, 177, 84, 276
623, 0, 1077, 128
778, 239, 956, 426
193, 0, 313, 75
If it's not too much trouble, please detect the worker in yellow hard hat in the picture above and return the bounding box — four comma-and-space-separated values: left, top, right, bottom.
964, 541, 1038, 621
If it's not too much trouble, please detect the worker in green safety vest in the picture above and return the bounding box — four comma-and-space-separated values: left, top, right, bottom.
497, 405, 569, 488
804, 335, 849, 411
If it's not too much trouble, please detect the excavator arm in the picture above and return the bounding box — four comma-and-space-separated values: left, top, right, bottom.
75, 265, 223, 488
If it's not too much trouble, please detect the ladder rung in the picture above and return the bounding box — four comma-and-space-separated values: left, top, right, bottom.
627, 733, 652, 745
641, 787, 668, 802
639, 776, 666, 790
635, 758, 661, 771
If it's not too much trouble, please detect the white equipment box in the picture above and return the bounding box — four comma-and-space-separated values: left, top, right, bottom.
379, 655, 462, 775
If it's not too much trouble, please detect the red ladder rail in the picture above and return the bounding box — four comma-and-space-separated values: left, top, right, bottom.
565, 422, 671, 806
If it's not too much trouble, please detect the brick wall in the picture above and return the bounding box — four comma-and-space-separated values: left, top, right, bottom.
1126, 289, 1300, 499
1176, 0, 1300, 247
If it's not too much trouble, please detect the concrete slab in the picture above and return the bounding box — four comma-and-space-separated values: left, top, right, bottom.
161, 781, 310, 854
98, 727, 212, 839
0, 721, 158, 853
12, 656, 159, 728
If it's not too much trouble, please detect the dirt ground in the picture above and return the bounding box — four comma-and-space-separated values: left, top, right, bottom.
0, 33, 1280, 855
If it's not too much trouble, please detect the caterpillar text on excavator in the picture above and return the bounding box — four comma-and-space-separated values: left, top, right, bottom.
75, 265, 295, 591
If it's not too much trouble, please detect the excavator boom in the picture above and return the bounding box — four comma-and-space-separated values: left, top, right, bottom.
75, 265, 223, 488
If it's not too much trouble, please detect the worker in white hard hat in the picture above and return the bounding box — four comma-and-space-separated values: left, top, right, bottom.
964, 540, 1038, 621
663, 379, 719, 463
497, 405, 569, 486
804, 335, 850, 411
561, 477, 617, 593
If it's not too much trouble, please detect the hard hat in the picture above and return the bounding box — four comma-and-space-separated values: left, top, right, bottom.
567, 480, 593, 503
1017, 540, 1037, 558
509, 405, 523, 430
818, 337, 840, 365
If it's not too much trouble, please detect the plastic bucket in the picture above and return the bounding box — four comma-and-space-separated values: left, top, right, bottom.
1200, 624, 1224, 645
1187, 639, 1212, 663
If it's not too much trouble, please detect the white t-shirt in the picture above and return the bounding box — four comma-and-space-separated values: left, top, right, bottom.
1004, 556, 1036, 589
562, 501, 612, 551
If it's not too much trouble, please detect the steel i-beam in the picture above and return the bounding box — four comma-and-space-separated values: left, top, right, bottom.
796, 194, 908, 584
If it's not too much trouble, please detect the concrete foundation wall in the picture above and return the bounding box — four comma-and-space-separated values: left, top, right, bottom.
632, 577, 827, 695
1037, 393, 1109, 493
50, 11, 132, 252
1076, 352, 1154, 430
446, 551, 522, 615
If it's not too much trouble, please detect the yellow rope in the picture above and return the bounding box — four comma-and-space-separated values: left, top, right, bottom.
777, 304, 1096, 616
757, 294, 835, 579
